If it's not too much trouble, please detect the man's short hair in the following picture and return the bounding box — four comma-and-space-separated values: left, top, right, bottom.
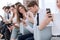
15, 2, 22, 6
5, 6, 10, 10
27, 1, 38, 7
2, 6, 6, 9
10, 5, 15, 8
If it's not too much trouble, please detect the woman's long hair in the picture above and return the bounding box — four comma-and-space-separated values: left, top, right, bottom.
11, 5, 20, 23
17, 4, 27, 19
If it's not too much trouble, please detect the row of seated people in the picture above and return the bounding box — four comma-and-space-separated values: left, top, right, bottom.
0, 1, 35, 40
0, 0, 60, 40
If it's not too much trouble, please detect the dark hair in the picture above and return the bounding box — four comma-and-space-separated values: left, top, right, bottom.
10, 5, 15, 18
18, 5, 27, 12
15, 2, 22, 6
2, 6, 6, 9
27, 1, 38, 7
17, 5, 27, 19
10, 5, 15, 8
17, 5, 23, 18
5, 6, 10, 10
11, 5, 20, 23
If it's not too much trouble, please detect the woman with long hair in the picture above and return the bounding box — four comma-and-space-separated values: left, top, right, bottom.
17, 5, 34, 40
10, 5, 20, 40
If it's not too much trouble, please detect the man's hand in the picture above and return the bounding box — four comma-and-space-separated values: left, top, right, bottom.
45, 13, 53, 21
38, 13, 53, 30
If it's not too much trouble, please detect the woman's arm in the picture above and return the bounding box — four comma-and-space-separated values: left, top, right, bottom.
22, 19, 34, 33
25, 25, 34, 33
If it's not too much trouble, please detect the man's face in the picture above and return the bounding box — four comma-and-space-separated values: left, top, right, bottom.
28, 5, 38, 15
5, 9, 9, 13
57, 0, 60, 8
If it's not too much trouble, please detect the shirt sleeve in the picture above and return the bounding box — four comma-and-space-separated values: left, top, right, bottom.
25, 25, 34, 33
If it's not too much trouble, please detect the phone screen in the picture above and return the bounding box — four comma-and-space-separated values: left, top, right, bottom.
46, 8, 52, 18
46, 8, 51, 13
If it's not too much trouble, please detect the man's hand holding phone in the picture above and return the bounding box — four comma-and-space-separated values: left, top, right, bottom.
46, 8, 53, 21
46, 8, 52, 18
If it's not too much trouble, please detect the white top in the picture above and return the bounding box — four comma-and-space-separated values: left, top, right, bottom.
52, 8, 60, 35
12, 15, 20, 27
12, 15, 17, 23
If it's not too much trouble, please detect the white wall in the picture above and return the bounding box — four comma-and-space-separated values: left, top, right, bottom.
0, 0, 23, 20
39, 0, 56, 14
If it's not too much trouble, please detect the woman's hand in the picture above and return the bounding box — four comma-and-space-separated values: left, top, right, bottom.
22, 19, 27, 27
12, 23, 19, 28
4, 20, 9, 24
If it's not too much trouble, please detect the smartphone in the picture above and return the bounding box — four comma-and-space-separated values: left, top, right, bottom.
46, 8, 52, 18
46, 8, 51, 13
